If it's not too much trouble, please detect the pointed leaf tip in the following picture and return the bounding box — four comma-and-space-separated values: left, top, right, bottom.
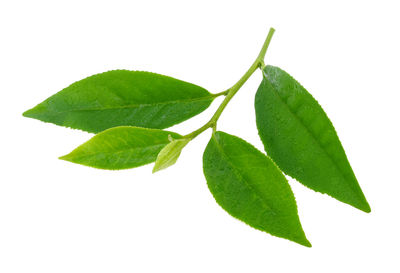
22, 108, 35, 118
360, 202, 371, 213
23, 103, 47, 119
294, 235, 312, 248
152, 138, 190, 173
302, 240, 312, 248
58, 154, 71, 162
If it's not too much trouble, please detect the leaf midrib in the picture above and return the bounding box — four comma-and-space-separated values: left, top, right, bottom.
263, 76, 359, 196
68, 143, 167, 161
50, 95, 214, 114
211, 135, 276, 215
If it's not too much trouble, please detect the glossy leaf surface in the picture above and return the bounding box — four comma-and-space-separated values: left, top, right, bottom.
153, 138, 190, 173
23, 70, 213, 133
203, 131, 311, 247
255, 65, 370, 212
60, 126, 181, 170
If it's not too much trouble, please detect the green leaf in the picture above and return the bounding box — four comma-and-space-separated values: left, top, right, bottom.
255, 65, 370, 212
23, 70, 214, 133
59, 126, 181, 170
203, 131, 311, 247
152, 137, 190, 173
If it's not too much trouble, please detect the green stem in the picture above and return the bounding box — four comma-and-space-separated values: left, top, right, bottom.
184, 27, 275, 139
211, 89, 230, 98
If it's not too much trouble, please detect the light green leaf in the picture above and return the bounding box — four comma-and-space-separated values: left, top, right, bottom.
23, 70, 214, 133
255, 65, 370, 212
152, 137, 190, 173
60, 126, 181, 170
203, 131, 311, 247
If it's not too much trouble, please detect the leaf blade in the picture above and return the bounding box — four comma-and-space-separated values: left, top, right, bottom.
60, 126, 181, 170
152, 138, 190, 173
203, 131, 310, 247
23, 70, 213, 133
255, 65, 370, 212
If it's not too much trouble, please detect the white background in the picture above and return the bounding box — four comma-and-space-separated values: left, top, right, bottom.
1, 0, 399, 272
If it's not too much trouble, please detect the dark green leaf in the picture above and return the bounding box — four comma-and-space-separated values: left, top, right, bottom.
255, 65, 370, 212
203, 131, 311, 247
23, 70, 214, 133
60, 126, 181, 170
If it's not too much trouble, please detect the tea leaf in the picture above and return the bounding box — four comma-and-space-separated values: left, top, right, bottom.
203, 131, 311, 247
60, 126, 181, 170
255, 65, 370, 212
153, 138, 190, 173
23, 70, 213, 133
